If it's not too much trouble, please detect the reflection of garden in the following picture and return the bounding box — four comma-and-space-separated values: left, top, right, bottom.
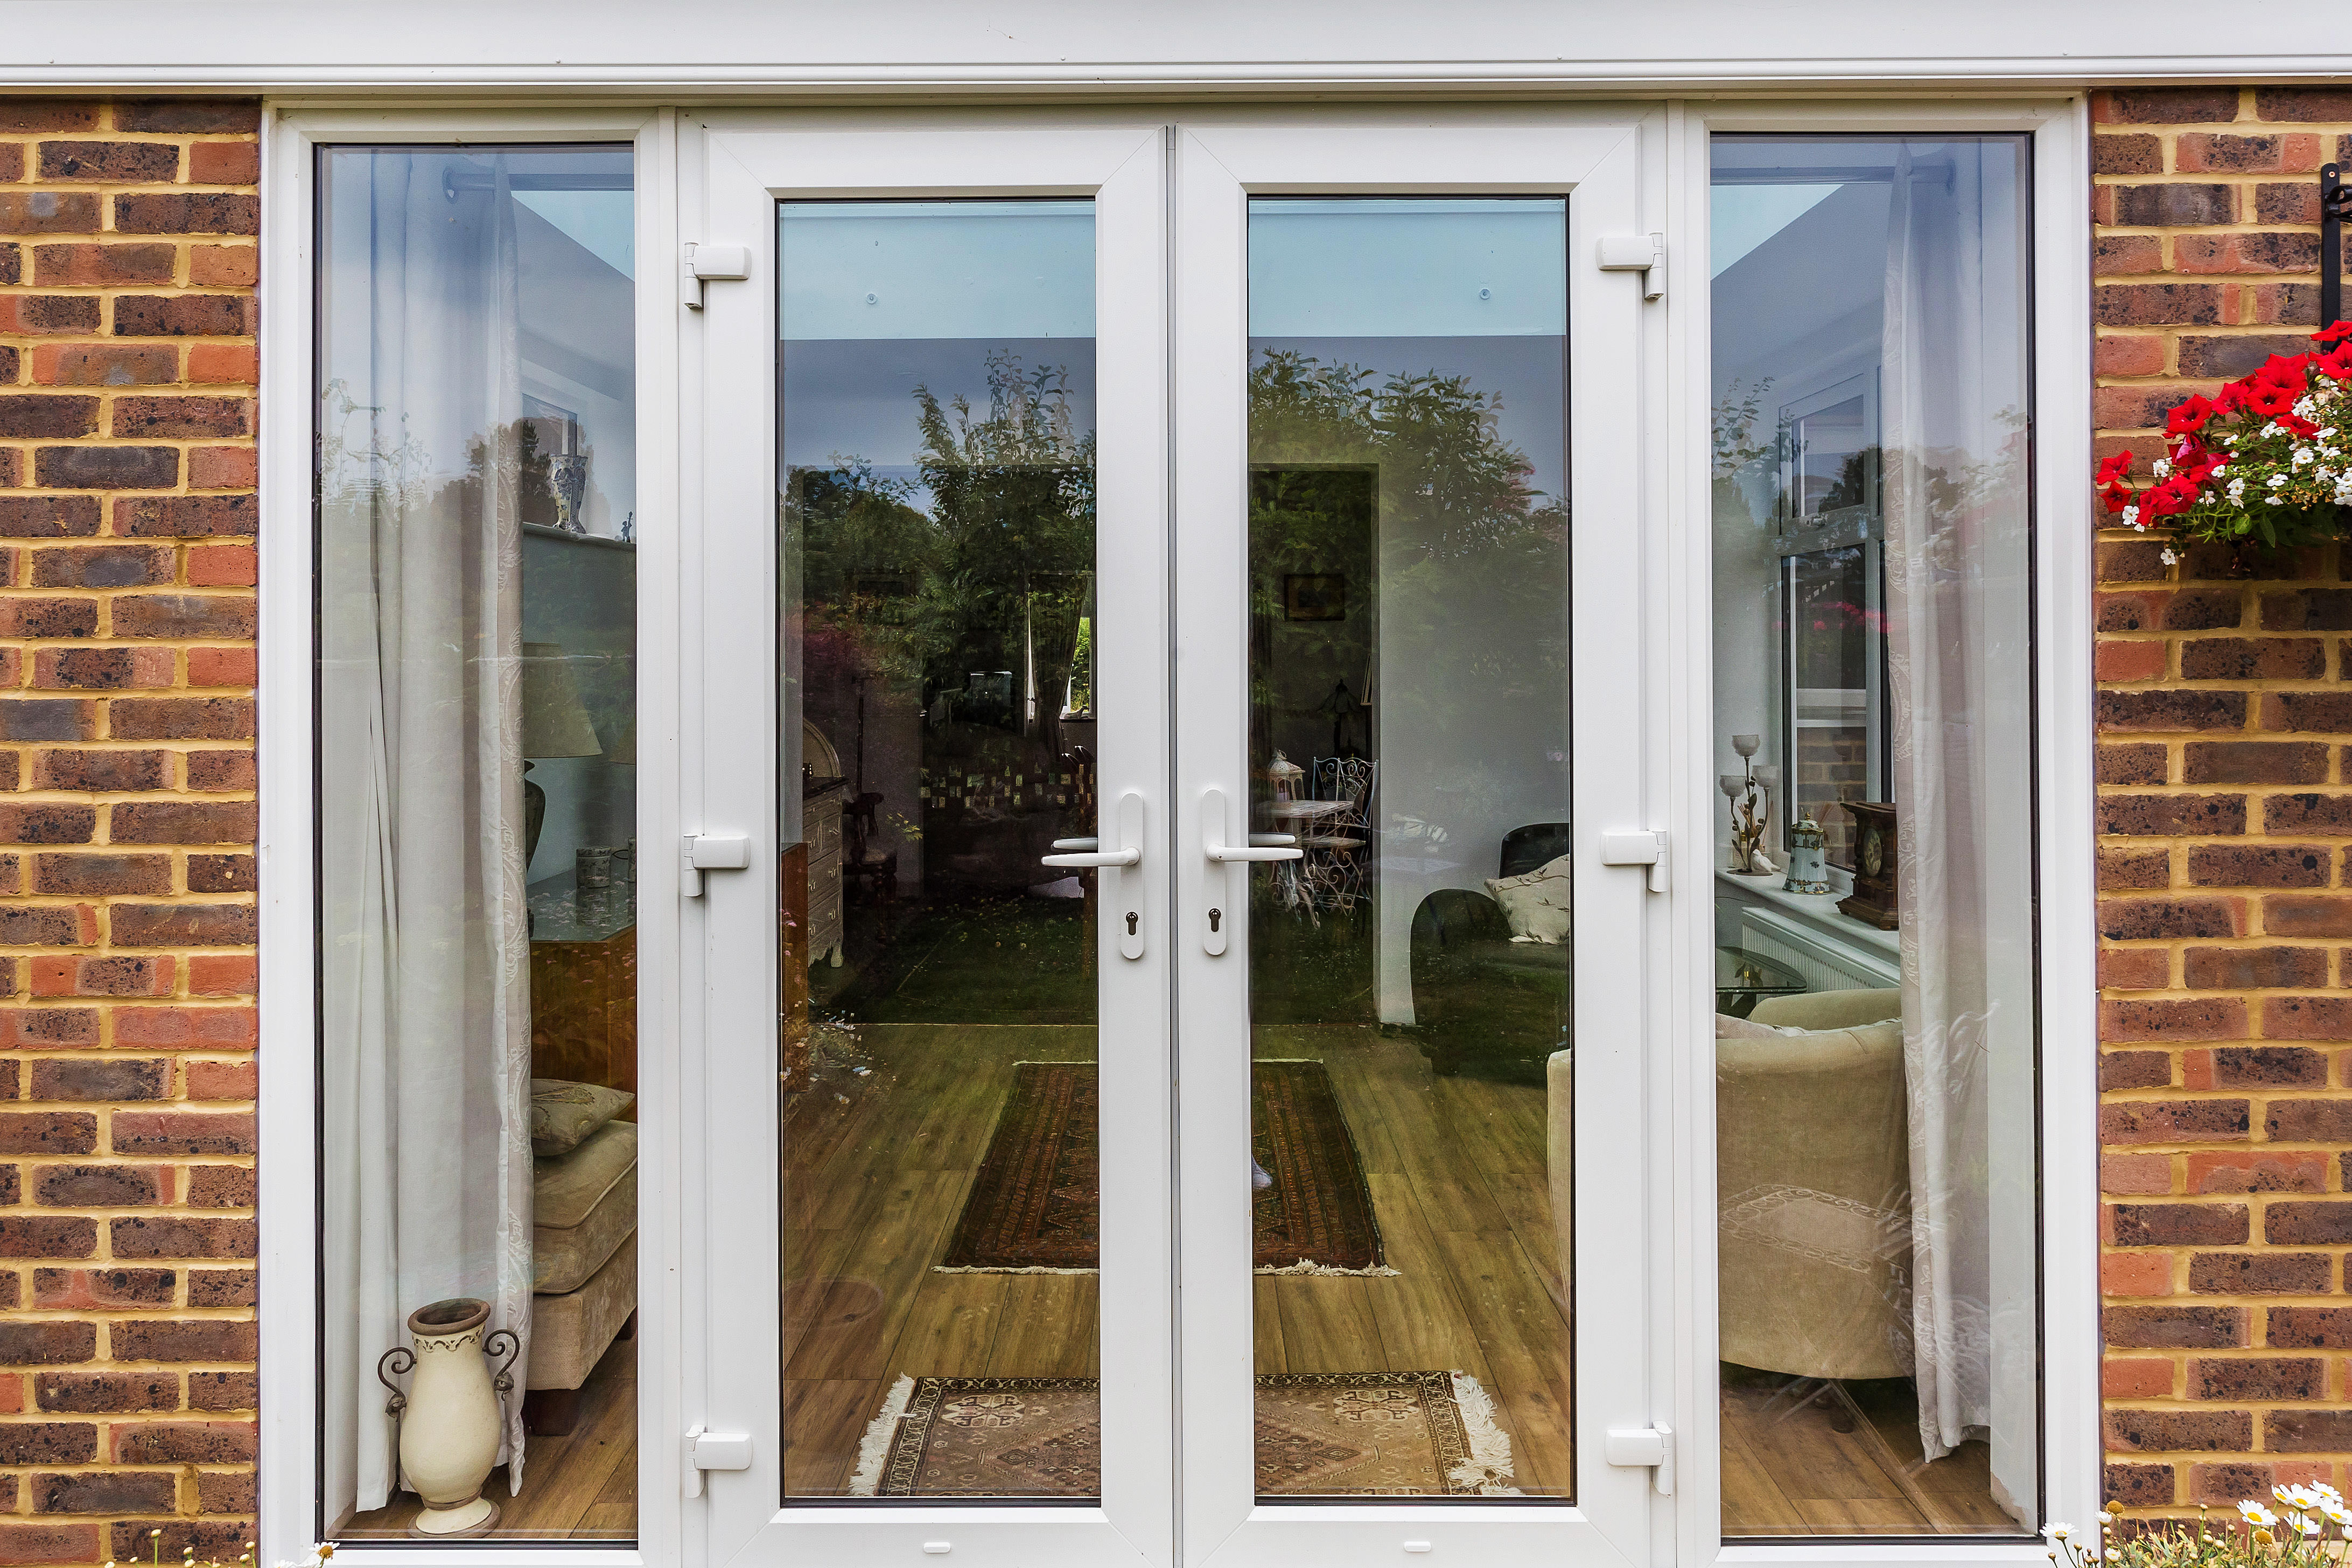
789, 352, 1096, 895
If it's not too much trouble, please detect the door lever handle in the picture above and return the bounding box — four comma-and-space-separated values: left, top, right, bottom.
1040, 845, 1140, 868
1041, 794, 1147, 959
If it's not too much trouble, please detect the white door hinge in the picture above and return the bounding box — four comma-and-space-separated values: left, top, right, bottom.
681, 832, 752, 897
1597, 232, 1665, 301
1598, 829, 1670, 893
681, 241, 752, 311
1605, 1423, 1675, 1495
683, 1425, 752, 1497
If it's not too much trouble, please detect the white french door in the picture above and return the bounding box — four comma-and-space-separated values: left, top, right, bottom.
684, 108, 1665, 1568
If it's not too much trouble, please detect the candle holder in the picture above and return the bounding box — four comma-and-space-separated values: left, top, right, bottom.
1723, 733, 1779, 875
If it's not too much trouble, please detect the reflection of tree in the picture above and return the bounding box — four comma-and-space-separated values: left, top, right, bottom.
1248, 349, 1565, 827
789, 352, 1094, 744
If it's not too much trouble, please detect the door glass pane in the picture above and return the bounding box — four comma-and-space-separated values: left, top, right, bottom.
778, 200, 1101, 1501
316, 144, 640, 1543
1709, 135, 2038, 1537
1245, 198, 1573, 1499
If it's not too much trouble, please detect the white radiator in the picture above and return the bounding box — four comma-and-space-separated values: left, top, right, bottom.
1739, 905, 1900, 992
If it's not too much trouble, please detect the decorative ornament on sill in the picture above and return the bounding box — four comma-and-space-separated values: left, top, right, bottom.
377, 1298, 519, 1538
1783, 814, 1830, 896
1836, 800, 1901, 930
1720, 731, 1781, 876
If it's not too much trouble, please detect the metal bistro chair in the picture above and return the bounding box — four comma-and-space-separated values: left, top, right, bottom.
1301, 757, 1376, 911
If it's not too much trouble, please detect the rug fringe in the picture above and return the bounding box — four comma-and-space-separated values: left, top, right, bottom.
1256, 1259, 1402, 1277
932, 1265, 1098, 1275
848, 1375, 914, 1499
1446, 1369, 1525, 1495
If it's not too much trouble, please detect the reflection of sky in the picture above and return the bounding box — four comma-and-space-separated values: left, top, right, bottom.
1252, 336, 1565, 503
515, 190, 634, 278
1249, 198, 1565, 338
781, 201, 1093, 341
779, 336, 1096, 510
1710, 184, 1839, 277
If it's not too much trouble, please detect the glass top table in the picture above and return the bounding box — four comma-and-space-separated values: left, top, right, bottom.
1715, 946, 1807, 1018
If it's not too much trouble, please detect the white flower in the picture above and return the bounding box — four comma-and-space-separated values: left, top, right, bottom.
2161, 548, 2181, 566
2153, 457, 2173, 478
2123, 504, 2142, 529
2302, 1513, 2326, 1537
2270, 473, 2291, 487
2230, 477, 2248, 503
2242, 1501, 2280, 1528
2321, 1500, 2350, 1527
2319, 1483, 2345, 1504
2294, 446, 2315, 467
2045, 1523, 2074, 1541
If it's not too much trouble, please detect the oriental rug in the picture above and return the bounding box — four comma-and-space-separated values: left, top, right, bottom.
848, 1370, 1521, 1497
936, 1059, 1390, 1275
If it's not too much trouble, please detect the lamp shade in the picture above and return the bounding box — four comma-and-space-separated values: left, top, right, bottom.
520, 642, 603, 759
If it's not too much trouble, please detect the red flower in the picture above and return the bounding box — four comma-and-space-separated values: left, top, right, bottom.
2253, 353, 2311, 389
2144, 474, 2203, 517
2315, 320, 2352, 345
2278, 412, 2322, 437
2166, 394, 2216, 436
2211, 382, 2248, 415
2248, 382, 2301, 417
2318, 344, 2352, 382
2096, 450, 2135, 485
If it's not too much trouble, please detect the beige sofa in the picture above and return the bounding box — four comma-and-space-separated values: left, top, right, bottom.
525, 1119, 638, 1434
1717, 988, 1911, 1383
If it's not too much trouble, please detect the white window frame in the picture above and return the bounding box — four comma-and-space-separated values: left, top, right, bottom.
256, 103, 681, 1568
251, 87, 2098, 1568
1663, 97, 2099, 1568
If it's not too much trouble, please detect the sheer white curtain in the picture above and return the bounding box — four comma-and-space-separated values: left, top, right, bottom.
319, 152, 536, 1522
1880, 141, 2034, 1518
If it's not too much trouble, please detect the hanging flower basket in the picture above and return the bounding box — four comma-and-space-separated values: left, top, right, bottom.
2097, 321, 2352, 565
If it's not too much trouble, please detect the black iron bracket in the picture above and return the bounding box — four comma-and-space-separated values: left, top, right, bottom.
2323, 163, 2352, 330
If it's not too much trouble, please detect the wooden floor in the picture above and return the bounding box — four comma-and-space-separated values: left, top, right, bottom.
780, 1021, 1574, 1495
1720, 1367, 2019, 1535
337, 1333, 637, 1541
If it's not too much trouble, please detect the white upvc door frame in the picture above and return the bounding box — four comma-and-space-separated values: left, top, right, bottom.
683, 109, 1178, 1568
1167, 106, 1667, 1568
254, 102, 680, 1568
1664, 96, 2101, 1568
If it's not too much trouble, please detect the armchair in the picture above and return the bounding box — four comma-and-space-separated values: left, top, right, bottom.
1407, 822, 1572, 1083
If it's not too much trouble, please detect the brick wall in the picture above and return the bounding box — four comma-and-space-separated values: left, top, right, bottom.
0, 100, 259, 1566
2095, 86, 2352, 1517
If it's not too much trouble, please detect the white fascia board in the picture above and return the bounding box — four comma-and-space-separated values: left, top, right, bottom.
0, 0, 2341, 94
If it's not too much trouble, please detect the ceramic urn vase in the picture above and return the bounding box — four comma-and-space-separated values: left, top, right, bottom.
399, 1298, 507, 1537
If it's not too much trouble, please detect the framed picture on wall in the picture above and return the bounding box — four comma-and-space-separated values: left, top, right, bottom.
1283, 573, 1345, 621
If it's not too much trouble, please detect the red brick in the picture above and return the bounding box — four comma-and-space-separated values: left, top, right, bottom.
106, 801, 252, 843
2105, 1357, 2176, 1398
31, 1373, 177, 1415
110, 1008, 255, 1049
184, 956, 253, 996
2193, 1252, 2334, 1294
185, 446, 254, 489
2184, 743, 2327, 785
0, 1523, 100, 1563
185, 246, 256, 288
2184, 946, 2328, 989
2265, 895, 2352, 937
184, 646, 253, 687
2189, 1151, 2330, 1193
109, 593, 255, 640
111, 494, 253, 537
107, 698, 253, 742
107, 1110, 251, 1157
2101, 998, 2249, 1042
2101, 1100, 2252, 1143
184, 1167, 251, 1209
2106, 1408, 2253, 1450
2263, 996, 2352, 1039
183, 751, 253, 793
2095, 87, 2243, 123
2097, 639, 2169, 682
2103, 948, 2173, 990
2104, 1250, 2176, 1294
107, 1320, 254, 1362
187, 141, 259, 185
2102, 897, 2246, 940
184, 545, 255, 587
181, 1061, 253, 1101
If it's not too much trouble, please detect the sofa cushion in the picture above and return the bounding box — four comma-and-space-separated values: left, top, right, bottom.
1485, 853, 1572, 944
534, 1121, 636, 1294
531, 1077, 635, 1157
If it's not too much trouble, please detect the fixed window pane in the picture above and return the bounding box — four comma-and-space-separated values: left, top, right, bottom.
317, 143, 639, 1544
1710, 134, 2037, 1538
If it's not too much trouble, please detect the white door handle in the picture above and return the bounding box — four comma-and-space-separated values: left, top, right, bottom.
1042, 793, 1147, 959
1041, 845, 1140, 868
1199, 787, 1301, 956
681, 833, 752, 897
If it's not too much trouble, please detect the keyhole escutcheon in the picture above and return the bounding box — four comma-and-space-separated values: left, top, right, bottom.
1125, 911, 1139, 936
1208, 908, 1222, 932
